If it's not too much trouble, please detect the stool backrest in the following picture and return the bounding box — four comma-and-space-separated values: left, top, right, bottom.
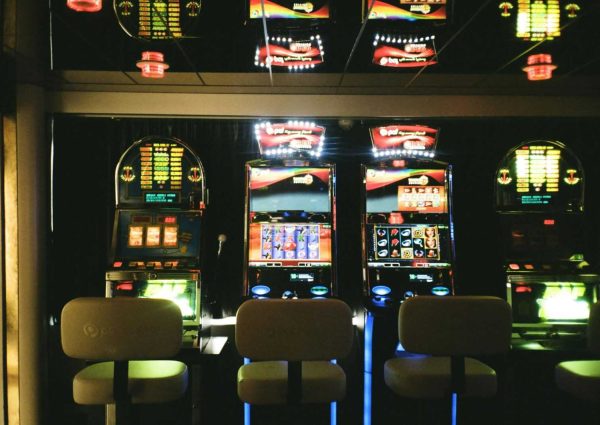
588, 302, 600, 354
236, 299, 353, 361
61, 297, 182, 361
399, 296, 512, 356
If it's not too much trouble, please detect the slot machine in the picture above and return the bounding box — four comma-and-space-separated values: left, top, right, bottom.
495, 140, 599, 350
244, 121, 336, 299
106, 136, 208, 346
361, 125, 455, 425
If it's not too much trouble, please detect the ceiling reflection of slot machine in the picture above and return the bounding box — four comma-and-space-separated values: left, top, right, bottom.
244, 121, 336, 300
495, 140, 599, 350
114, 0, 202, 40
248, 0, 329, 73
362, 124, 455, 425
106, 136, 208, 347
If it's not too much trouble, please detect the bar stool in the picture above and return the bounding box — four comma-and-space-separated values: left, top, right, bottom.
235, 298, 353, 409
61, 297, 189, 425
384, 296, 512, 424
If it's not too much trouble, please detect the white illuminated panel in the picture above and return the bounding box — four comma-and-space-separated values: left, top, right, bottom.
517, 0, 561, 41
515, 145, 561, 193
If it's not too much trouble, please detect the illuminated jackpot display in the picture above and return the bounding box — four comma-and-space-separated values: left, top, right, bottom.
496, 140, 583, 212
249, 0, 330, 19
114, 0, 201, 40
366, 0, 448, 22
139, 143, 184, 191
116, 137, 205, 207
516, 0, 561, 41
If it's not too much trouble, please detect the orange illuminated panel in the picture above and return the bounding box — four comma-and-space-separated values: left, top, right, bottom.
140, 145, 153, 190
163, 225, 179, 247
146, 225, 162, 247
169, 146, 184, 190
398, 185, 446, 213
128, 225, 144, 247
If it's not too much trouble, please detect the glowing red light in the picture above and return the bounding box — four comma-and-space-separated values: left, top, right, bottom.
509, 263, 520, 270
113, 261, 123, 268
523, 54, 557, 81
116, 282, 134, 291
516, 286, 533, 293
164, 216, 177, 224
392, 160, 406, 168
388, 212, 404, 225
66, 0, 102, 12
544, 219, 555, 226
136, 51, 170, 79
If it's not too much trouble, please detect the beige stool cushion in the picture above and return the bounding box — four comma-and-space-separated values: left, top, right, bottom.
555, 360, 600, 402
238, 361, 346, 405
74, 360, 188, 405
384, 357, 497, 399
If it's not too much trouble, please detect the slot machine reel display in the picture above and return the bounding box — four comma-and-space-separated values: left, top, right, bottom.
106, 136, 208, 346
244, 121, 336, 299
495, 140, 599, 349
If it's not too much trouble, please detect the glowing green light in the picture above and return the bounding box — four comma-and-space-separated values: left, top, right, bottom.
141, 281, 195, 318
536, 283, 589, 321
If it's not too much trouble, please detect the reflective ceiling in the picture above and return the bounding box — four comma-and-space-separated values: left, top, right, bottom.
50, 0, 600, 95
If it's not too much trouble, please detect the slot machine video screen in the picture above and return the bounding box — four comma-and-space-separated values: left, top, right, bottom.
249, 167, 331, 214
367, 223, 451, 267
248, 223, 332, 267
366, 168, 447, 214
366, 0, 448, 22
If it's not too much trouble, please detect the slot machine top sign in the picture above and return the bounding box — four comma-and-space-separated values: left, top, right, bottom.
114, 0, 201, 40
495, 140, 583, 213
370, 124, 438, 157
116, 136, 206, 208
255, 121, 326, 157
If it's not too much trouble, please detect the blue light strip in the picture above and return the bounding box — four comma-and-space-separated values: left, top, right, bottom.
452, 392, 458, 425
363, 312, 374, 425
330, 359, 337, 425
244, 358, 251, 425
330, 402, 337, 425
